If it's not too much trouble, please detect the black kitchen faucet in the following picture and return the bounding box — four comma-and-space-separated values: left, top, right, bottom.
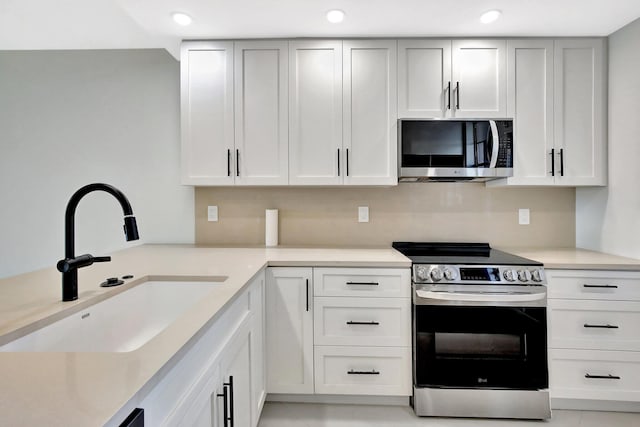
56, 183, 139, 301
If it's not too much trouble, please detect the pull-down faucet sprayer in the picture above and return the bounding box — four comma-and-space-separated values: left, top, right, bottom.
56, 183, 139, 301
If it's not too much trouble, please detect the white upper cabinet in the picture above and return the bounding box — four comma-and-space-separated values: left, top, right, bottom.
451, 40, 507, 118
504, 39, 555, 186
492, 38, 607, 187
181, 40, 288, 186
288, 40, 343, 185
343, 40, 398, 185
398, 40, 452, 118
234, 41, 289, 185
398, 40, 506, 118
553, 39, 606, 186
181, 41, 234, 185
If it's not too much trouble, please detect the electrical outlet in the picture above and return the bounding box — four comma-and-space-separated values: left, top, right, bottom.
358, 206, 369, 223
518, 208, 530, 225
207, 206, 219, 222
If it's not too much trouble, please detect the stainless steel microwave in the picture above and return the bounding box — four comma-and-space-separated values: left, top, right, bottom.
398, 119, 514, 182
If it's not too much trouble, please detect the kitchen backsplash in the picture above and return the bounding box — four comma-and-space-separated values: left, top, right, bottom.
195, 184, 575, 247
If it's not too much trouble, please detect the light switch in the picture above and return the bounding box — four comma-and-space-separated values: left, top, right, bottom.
208, 206, 219, 222
358, 206, 369, 223
518, 208, 530, 225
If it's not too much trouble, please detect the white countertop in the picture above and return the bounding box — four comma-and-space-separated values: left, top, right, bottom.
0, 244, 410, 427
1, 244, 638, 427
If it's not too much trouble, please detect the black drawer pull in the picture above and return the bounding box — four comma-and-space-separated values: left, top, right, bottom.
585, 374, 621, 380
583, 284, 618, 289
348, 369, 380, 375
346, 281, 379, 286
584, 324, 619, 329
346, 321, 380, 326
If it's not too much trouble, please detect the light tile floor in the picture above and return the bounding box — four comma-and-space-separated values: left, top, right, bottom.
258, 402, 640, 427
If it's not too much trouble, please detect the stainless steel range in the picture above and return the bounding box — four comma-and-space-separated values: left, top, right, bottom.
392, 242, 551, 420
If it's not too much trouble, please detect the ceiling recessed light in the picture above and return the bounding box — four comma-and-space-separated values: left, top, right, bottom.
326, 9, 345, 24
172, 12, 193, 26
480, 10, 501, 24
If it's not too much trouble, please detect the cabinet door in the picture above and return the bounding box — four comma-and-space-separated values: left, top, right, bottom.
343, 40, 398, 186
181, 41, 234, 185
234, 41, 289, 185
398, 40, 452, 118
217, 321, 253, 427
452, 40, 506, 118
505, 40, 555, 185
248, 272, 266, 426
265, 267, 314, 393
554, 39, 606, 186
289, 41, 343, 185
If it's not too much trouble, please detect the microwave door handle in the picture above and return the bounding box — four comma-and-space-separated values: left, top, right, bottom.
488, 120, 499, 168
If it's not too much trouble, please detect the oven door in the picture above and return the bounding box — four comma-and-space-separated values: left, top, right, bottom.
414, 304, 548, 390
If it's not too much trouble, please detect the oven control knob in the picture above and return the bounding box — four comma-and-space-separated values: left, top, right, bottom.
531, 269, 543, 282
517, 269, 532, 282
430, 268, 444, 282
443, 268, 457, 281
415, 266, 429, 281
503, 269, 516, 282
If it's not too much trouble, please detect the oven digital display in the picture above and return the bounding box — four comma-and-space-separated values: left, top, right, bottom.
459, 267, 501, 281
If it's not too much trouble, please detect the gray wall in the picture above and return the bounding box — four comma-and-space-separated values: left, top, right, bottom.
0, 49, 194, 278
576, 17, 640, 259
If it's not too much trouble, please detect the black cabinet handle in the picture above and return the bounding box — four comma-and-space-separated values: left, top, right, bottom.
119, 408, 144, 427
583, 284, 618, 289
236, 149, 240, 177
346, 148, 350, 176
217, 385, 229, 427
348, 369, 380, 375
228, 376, 234, 427
559, 148, 564, 176
455, 81, 460, 109
346, 281, 379, 286
446, 81, 451, 110
584, 323, 619, 329
306, 278, 309, 312
337, 148, 341, 176
585, 374, 621, 380
550, 148, 555, 176
346, 321, 380, 325
227, 149, 231, 177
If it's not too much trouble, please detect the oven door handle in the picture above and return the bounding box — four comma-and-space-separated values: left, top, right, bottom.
488, 120, 500, 168
415, 289, 547, 303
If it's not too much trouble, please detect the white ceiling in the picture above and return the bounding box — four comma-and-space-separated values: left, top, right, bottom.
2, 0, 640, 59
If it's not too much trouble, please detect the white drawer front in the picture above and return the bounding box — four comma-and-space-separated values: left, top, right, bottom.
549, 300, 640, 351
313, 268, 410, 298
314, 346, 411, 396
314, 297, 410, 347
547, 269, 640, 301
549, 349, 640, 402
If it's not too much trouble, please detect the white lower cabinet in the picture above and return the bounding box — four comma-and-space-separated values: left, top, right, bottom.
265, 266, 412, 398
135, 271, 265, 427
314, 346, 411, 395
265, 267, 314, 394
547, 269, 640, 407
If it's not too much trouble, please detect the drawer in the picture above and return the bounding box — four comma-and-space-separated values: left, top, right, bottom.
314, 297, 410, 347
549, 300, 640, 351
313, 268, 410, 298
547, 269, 640, 301
549, 349, 640, 402
314, 346, 411, 396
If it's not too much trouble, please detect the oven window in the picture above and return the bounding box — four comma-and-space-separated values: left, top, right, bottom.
414, 306, 548, 390
434, 333, 521, 357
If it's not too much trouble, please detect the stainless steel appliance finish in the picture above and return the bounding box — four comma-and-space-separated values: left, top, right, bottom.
398, 118, 513, 182
392, 242, 551, 420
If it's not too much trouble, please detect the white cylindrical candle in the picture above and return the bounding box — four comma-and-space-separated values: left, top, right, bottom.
265, 209, 278, 247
